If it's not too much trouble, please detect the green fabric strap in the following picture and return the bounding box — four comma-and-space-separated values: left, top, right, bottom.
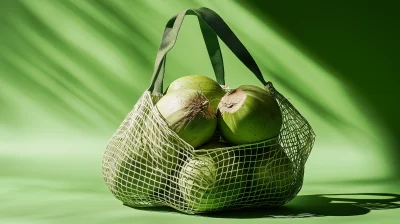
153, 16, 224, 94
148, 9, 224, 94
148, 7, 267, 94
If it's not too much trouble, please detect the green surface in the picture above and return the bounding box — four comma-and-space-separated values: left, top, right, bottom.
1, 0, 399, 223
1, 140, 399, 223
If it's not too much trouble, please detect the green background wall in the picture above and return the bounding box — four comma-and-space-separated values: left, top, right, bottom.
0, 0, 399, 223
243, 0, 400, 176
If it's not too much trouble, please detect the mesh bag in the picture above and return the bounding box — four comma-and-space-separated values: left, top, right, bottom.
102, 7, 315, 214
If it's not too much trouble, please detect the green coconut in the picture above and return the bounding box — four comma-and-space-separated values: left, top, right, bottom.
114, 148, 163, 202
217, 85, 283, 145
109, 123, 180, 205
178, 149, 245, 212
250, 144, 295, 205
156, 89, 217, 148
166, 75, 226, 111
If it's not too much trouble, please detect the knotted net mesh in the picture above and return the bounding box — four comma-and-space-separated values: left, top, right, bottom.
102, 83, 315, 214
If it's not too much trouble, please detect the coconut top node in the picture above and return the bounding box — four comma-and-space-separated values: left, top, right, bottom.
217, 85, 283, 145
219, 89, 247, 113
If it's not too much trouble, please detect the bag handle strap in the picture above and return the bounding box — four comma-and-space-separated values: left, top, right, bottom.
148, 7, 267, 94
149, 9, 224, 95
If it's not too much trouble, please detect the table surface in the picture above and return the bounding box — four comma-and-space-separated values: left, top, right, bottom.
1, 140, 399, 224
1, 179, 399, 224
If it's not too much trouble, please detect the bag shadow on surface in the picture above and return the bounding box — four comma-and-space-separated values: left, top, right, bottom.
130, 193, 400, 219
204, 193, 400, 219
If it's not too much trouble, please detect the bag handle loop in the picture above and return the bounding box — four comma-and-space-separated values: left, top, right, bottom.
148, 7, 267, 95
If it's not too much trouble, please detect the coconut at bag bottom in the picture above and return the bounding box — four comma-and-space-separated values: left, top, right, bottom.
243, 143, 300, 207
103, 113, 184, 207
165, 138, 299, 214
177, 149, 247, 212
105, 139, 178, 207
111, 123, 298, 212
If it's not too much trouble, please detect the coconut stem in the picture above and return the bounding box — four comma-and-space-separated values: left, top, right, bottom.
173, 92, 215, 132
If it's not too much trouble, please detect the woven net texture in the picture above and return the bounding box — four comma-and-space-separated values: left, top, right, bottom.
102, 84, 315, 214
